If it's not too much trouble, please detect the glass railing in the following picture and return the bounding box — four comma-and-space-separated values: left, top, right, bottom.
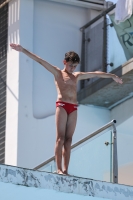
80, 3, 133, 88
107, 14, 128, 72
34, 120, 118, 183
38, 160, 56, 172
69, 130, 112, 182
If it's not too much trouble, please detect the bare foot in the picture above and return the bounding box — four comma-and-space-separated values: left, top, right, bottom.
57, 170, 64, 175
63, 170, 70, 176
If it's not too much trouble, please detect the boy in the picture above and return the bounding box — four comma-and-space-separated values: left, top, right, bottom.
10, 43, 123, 175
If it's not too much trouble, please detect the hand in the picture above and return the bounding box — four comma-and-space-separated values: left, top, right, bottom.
112, 75, 123, 84
10, 43, 23, 52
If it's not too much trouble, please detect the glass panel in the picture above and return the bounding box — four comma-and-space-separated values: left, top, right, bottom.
83, 17, 105, 88
116, 118, 133, 186
38, 160, 56, 172
37, 129, 113, 183
107, 14, 127, 72
83, 12, 133, 80
69, 130, 112, 182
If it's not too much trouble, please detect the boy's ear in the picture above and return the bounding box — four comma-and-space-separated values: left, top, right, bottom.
63, 60, 67, 65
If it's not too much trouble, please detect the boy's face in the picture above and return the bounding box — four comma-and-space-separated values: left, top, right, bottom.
63, 60, 78, 74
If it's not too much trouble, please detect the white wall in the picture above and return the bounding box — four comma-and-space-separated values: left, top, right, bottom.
6, 0, 110, 169
33, 0, 90, 118
111, 97, 133, 125
6, 0, 20, 166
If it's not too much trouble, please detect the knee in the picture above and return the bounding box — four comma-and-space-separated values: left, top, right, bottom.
56, 136, 65, 145
64, 137, 72, 146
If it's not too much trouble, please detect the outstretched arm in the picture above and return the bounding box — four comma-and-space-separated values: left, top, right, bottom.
75, 71, 123, 84
10, 44, 60, 76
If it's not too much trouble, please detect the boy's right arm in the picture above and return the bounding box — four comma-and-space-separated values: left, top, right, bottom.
10, 44, 60, 76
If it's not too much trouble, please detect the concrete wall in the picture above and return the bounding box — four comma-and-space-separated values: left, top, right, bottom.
111, 97, 133, 185
0, 181, 106, 200
5, 0, 110, 169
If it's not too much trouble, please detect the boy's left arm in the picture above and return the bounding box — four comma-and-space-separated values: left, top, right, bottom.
74, 71, 123, 84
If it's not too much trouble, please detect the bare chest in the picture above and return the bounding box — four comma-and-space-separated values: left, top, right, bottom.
61, 72, 77, 86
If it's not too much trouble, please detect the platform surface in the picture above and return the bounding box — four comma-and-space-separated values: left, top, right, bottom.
0, 164, 133, 200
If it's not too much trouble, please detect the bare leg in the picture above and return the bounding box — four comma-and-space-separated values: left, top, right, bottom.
62, 110, 77, 175
55, 107, 67, 174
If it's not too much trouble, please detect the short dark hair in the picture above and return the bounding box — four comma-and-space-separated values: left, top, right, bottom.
64, 51, 80, 64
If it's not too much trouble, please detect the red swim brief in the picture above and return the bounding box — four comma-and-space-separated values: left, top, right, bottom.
56, 101, 78, 115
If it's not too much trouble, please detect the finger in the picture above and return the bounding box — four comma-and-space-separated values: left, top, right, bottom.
10, 46, 15, 49
10, 44, 17, 47
10, 44, 15, 48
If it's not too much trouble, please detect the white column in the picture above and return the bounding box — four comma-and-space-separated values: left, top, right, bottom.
5, 0, 20, 166
5, 0, 34, 166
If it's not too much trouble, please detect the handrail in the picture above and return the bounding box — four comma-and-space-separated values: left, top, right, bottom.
80, 3, 116, 31
71, 119, 116, 149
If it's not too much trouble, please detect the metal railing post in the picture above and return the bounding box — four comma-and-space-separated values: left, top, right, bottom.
112, 122, 118, 183
103, 15, 107, 72
110, 131, 113, 182
80, 30, 85, 89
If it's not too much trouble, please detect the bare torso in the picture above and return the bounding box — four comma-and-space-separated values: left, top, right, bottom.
54, 70, 78, 104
